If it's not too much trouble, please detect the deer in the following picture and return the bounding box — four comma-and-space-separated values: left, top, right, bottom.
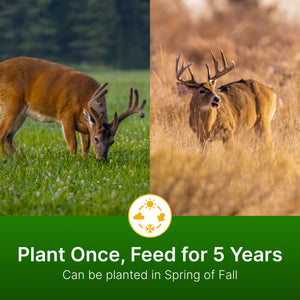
0, 56, 146, 161
176, 50, 276, 147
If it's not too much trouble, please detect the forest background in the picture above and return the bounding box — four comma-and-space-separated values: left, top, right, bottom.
0, 0, 149, 69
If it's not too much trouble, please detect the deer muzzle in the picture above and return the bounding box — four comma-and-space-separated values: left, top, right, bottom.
211, 95, 221, 108
96, 152, 108, 162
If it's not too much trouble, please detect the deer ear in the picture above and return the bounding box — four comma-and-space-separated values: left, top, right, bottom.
177, 83, 195, 96
83, 108, 95, 128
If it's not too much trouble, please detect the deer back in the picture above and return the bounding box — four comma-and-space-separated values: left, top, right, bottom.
217, 79, 275, 130
0, 57, 102, 127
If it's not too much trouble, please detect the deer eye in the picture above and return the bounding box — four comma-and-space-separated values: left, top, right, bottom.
94, 137, 100, 143
199, 90, 206, 94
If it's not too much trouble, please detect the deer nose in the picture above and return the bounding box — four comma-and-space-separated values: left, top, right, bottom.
213, 96, 220, 103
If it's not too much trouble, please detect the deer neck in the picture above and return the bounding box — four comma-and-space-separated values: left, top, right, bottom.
190, 98, 217, 116
190, 99, 218, 135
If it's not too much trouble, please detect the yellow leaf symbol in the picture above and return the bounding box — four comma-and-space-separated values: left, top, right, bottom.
157, 213, 165, 222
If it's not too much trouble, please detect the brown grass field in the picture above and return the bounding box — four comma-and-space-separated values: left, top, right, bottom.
150, 0, 300, 215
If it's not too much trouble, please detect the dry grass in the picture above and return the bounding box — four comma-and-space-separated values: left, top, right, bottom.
150, 0, 300, 215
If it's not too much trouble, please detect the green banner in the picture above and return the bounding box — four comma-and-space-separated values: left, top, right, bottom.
0, 217, 298, 299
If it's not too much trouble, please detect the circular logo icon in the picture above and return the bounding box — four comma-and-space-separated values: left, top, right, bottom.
128, 194, 172, 238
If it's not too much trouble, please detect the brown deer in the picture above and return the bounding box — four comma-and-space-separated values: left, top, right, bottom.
176, 50, 276, 146
0, 57, 146, 160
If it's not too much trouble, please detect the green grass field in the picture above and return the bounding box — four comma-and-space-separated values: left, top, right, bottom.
0, 68, 150, 215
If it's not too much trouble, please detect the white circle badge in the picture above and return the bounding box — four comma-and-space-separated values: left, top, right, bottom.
128, 194, 172, 238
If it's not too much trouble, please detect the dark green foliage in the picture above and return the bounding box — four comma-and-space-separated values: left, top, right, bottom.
114, 0, 150, 69
0, 0, 149, 69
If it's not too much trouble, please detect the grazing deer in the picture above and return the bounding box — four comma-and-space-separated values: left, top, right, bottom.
176, 50, 276, 146
0, 57, 146, 160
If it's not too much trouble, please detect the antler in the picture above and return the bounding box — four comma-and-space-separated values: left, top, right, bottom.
206, 50, 235, 83
111, 88, 147, 133
88, 82, 108, 119
176, 54, 201, 87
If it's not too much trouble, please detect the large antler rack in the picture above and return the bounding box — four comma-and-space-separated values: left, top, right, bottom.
111, 88, 147, 133
175, 54, 201, 88
206, 50, 235, 83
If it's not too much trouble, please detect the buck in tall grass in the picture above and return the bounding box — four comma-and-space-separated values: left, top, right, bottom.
176, 50, 276, 147
0, 57, 146, 160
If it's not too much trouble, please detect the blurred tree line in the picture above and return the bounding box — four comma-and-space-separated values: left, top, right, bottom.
0, 0, 149, 69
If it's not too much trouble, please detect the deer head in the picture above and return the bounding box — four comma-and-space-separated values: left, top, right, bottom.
83, 82, 146, 161
176, 50, 235, 111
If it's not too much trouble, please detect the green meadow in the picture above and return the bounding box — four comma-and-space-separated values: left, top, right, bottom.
0, 68, 150, 215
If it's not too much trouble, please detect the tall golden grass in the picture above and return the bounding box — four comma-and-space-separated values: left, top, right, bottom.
150, 0, 300, 215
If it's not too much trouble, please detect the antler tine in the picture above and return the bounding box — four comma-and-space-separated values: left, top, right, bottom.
175, 54, 181, 77
111, 88, 147, 133
90, 82, 108, 103
207, 50, 235, 83
127, 87, 133, 109
111, 112, 118, 133
220, 49, 228, 68
88, 82, 108, 118
205, 63, 211, 82
211, 50, 219, 77
176, 54, 189, 81
176, 53, 200, 87
187, 65, 197, 82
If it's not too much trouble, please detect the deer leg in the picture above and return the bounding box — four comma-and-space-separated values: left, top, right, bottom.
0, 106, 26, 156
254, 119, 272, 146
61, 121, 77, 155
80, 132, 90, 158
4, 114, 27, 153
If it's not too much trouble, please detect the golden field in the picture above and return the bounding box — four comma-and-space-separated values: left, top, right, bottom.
150, 0, 300, 215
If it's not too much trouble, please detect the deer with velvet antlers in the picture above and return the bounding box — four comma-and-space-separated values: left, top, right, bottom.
0, 57, 146, 160
176, 50, 276, 146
